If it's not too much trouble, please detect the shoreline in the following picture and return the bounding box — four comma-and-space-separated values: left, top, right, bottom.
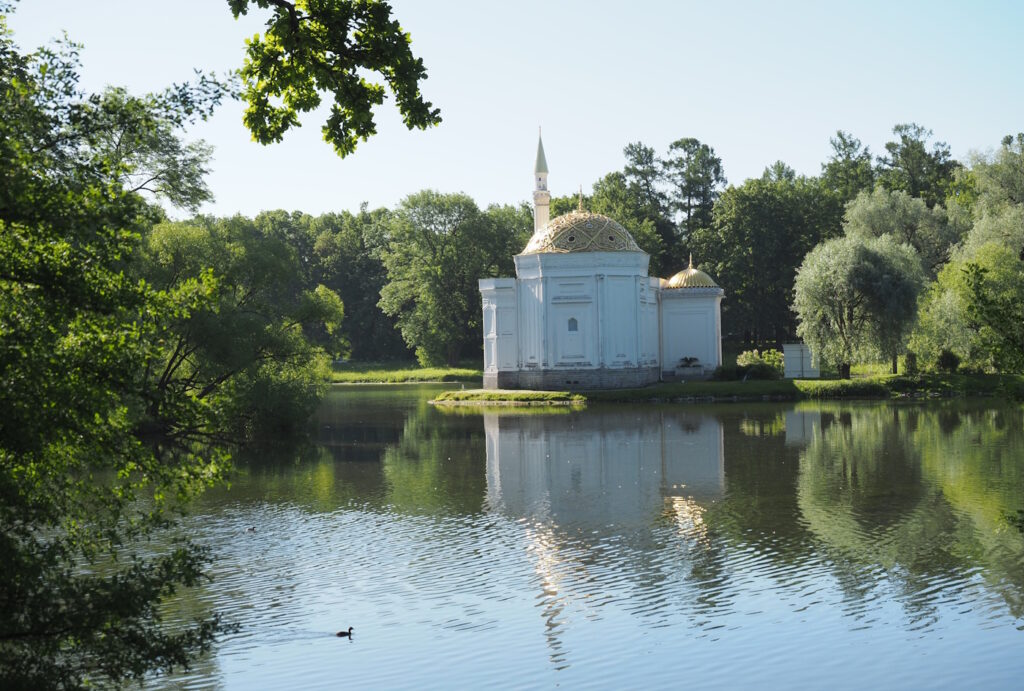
429, 374, 1024, 407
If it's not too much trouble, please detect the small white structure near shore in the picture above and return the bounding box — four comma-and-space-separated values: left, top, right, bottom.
783, 343, 820, 379
478, 134, 724, 390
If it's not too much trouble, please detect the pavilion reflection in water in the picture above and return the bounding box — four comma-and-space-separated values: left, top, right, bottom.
483, 410, 726, 528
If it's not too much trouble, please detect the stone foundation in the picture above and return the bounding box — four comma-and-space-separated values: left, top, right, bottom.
484, 366, 660, 391
661, 367, 715, 381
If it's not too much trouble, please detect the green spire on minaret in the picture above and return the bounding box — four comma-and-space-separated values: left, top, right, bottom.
535, 128, 548, 174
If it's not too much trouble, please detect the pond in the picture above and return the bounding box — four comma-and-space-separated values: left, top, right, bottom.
160, 385, 1024, 689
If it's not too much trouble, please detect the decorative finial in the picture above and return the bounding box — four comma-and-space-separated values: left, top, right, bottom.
577, 185, 583, 211
689, 253, 694, 269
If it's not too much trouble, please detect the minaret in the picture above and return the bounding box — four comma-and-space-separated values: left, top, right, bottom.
533, 128, 550, 233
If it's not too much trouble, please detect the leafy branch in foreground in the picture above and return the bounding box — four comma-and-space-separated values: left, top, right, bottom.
229, 0, 442, 157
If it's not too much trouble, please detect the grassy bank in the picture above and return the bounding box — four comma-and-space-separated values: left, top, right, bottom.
433, 373, 1024, 405
330, 360, 483, 384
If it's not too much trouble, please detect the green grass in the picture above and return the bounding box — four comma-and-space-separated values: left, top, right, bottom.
850, 362, 893, 377
432, 373, 1024, 406
330, 360, 482, 383
433, 389, 585, 404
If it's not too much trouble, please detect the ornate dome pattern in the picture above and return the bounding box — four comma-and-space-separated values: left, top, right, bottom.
521, 210, 641, 254
666, 257, 719, 288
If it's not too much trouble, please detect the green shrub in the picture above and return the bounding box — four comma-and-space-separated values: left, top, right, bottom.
937, 349, 961, 374
711, 361, 781, 381
736, 348, 784, 375
712, 365, 740, 381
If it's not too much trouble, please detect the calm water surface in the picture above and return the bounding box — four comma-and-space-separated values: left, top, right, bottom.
160, 385, 1024, 689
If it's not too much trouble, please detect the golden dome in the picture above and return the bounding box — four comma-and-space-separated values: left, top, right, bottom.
521, 210, 641, 254
666, 256, 719, 288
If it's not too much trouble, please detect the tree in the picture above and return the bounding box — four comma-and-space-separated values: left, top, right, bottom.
228, 0, 441, 157
0, 25, 228, 686
910, 133, 1024, 373
662, 137, 726, 236
589, 172, 667, 275
962, 245, 1024, 372
793, 235, 924, 378
821, 130, 874, 204
622, 141, 666, 215
0, 19, 340, 686
378, 191, 527, 365
876, 123, 958, 208
911, 243, 1022, 373
843, 187, 967, 277
909, 260, 983, 371
621, 142, 683, 270
958, 132, 1024, 258
689, 171, 844, 344
138, 217, 345, 443
306, 206, 411, 360
763, 160, 797, 182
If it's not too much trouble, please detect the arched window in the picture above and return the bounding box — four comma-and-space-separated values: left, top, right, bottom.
567, 317, 578, 332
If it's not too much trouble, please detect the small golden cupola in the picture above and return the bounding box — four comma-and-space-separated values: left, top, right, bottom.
666, 255, 719, 288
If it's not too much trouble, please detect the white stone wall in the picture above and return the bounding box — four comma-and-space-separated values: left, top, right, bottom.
481, 251, 724, 389
479, 278, 517, 373
513, 251, 651, 374
660, 288, 724, 376
783, 343, 820, 379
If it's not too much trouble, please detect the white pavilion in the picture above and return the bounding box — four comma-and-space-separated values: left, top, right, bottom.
478, 133, 724, 390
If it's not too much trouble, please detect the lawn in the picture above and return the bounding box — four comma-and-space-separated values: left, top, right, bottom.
330, 360, 482, 383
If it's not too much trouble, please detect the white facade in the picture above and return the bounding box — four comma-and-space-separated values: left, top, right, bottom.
481, 250, 662, 389
660, 288, 724, 378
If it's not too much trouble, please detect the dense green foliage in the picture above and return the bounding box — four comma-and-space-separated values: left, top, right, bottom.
876, 123, 958, 208
228, 0, 441, 157
962, 247, 1024, 372
138, 217, 344, 443
821, 131, 875, 204
377, 191, 531, 365
691, 167, 845, 342
909, 134, 1024, 373
843, 187, 967, 277
0, 14, 345, 687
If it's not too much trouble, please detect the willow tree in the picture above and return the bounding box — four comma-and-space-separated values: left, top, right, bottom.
793, 235, 924, 378
843, 187, 967, 278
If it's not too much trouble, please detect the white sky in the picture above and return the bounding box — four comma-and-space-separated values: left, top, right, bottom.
8, 0, 1024, 218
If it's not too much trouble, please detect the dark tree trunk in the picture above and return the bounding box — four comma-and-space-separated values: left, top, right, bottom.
891, 353, 898, 375
839, 362, 851, 379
